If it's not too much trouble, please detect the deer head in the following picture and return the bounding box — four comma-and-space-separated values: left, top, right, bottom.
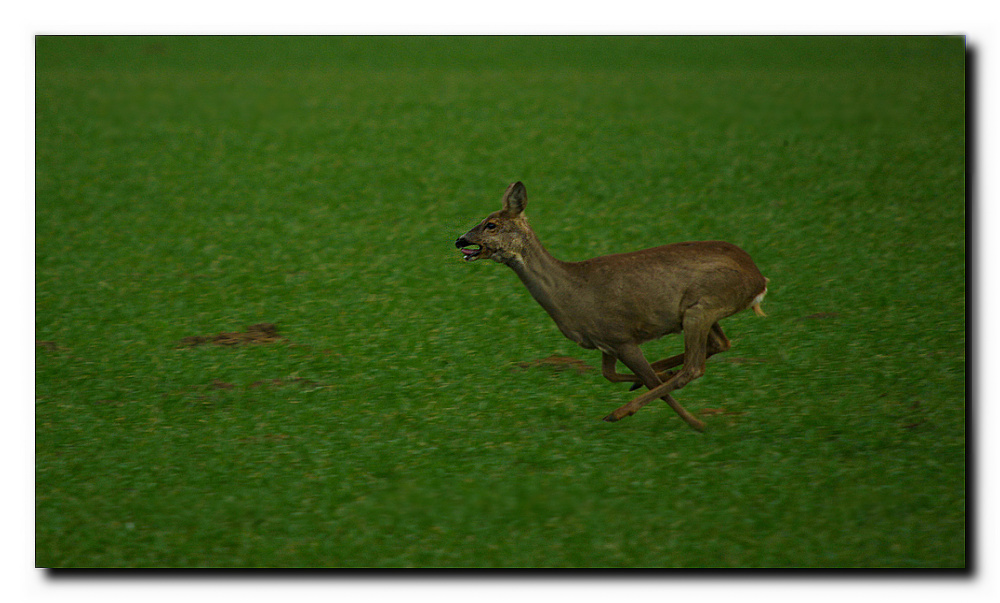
455, 181, 532, 267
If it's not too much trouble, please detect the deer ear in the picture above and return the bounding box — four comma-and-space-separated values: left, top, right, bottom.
502, 181, 527, 215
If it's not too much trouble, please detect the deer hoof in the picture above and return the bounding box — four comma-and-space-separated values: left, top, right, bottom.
604, 407, 633, 422
629, 382, 643, 391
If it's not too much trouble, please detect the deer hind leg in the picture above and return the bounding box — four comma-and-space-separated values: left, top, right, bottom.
627, 322, 731, 390
602, 344, 705, 431
707, 322, 732, 356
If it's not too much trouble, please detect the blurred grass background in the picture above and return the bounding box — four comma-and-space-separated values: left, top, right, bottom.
35, 35, 965, 567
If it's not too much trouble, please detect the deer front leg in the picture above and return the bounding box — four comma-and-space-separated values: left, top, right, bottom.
604, 351, 681, 390
609, 370, 705, 430
607, 315, 721, 430
627, 352, 684, 390
601, 352, 645, 385
627, 324, 730, 390
602, 344, 705, 431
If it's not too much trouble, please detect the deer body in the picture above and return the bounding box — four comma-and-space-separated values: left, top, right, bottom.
456, 182, 767, 431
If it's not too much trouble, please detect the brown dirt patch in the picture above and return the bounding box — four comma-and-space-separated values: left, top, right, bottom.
513, 355, 594, 375
178, 323, 287, 348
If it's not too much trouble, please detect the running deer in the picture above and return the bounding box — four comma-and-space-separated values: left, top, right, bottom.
454, 181, 768, 431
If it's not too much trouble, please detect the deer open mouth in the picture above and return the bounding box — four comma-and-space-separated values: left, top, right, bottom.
459, 244, 482, 261
455, 236, 483, 261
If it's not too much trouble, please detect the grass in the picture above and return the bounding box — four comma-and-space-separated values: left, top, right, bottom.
35, 35, 966, 568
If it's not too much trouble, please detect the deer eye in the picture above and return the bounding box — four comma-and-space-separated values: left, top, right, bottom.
484, 222, 498, 230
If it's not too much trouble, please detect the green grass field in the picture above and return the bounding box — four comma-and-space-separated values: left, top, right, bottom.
35, 36, 966, 568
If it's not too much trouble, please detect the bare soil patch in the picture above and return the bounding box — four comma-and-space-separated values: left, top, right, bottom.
513, 355, 594, 375
178, 323, 287, 348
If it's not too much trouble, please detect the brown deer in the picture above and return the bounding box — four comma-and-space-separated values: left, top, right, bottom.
455, 182, 768, 431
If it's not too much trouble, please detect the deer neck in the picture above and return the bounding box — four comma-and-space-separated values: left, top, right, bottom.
506, 229, 575, 318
